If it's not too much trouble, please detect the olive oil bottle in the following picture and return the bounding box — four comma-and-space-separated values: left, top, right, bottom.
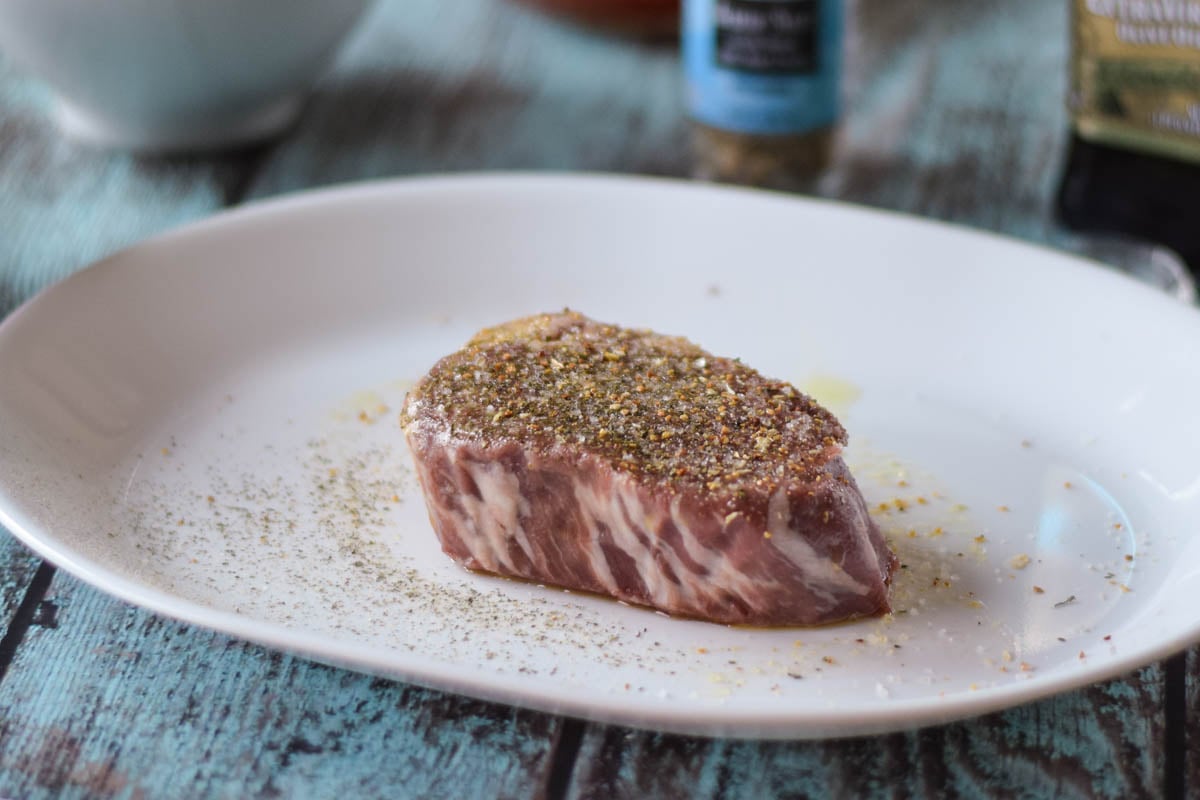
1058, 0, 1200, 273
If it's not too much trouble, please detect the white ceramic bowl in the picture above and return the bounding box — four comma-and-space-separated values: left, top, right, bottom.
0, 0, 372, 151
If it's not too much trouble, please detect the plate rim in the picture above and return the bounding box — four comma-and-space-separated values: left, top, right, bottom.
2, 171, 1198, 739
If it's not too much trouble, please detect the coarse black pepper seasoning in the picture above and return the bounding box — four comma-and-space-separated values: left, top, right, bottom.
401, 311, 844, 495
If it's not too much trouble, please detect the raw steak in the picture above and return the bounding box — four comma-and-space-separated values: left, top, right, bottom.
401, 311, 895, 626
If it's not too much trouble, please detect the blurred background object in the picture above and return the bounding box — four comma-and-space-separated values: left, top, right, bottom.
1057, 0, 1200, 276
509, 0, 679, 37
684, 0, 841, 188
0, 0, 372, 152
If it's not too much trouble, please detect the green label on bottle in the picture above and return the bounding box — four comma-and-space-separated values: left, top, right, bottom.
1071, 0, 1200, 163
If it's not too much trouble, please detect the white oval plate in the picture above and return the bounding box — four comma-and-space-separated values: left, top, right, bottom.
2, 174, 1199, 739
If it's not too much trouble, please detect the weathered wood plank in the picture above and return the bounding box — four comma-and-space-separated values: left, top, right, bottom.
0, 570, 562, 799
243, 0, 688, 198
0, 537, 41, 642
244, 0, 1076, 254
567, 668, 1166, 800
828, 0, 1072, 245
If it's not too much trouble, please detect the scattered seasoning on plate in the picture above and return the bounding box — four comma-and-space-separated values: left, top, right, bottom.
1054, 595, 1078, 608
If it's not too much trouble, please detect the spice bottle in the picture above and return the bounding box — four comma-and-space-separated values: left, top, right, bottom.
1057, 0, 1200, 274
683, 0, 842, 188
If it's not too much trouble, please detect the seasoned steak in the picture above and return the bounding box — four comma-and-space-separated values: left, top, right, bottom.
401, 311, 895, 626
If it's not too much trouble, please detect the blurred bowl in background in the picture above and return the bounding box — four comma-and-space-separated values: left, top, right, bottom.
0, 0, 372, 152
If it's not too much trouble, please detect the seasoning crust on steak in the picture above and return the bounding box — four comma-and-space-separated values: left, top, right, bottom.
401, 311, 896, 626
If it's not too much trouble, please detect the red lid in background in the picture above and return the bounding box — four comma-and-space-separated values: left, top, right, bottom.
509, 0, 679, 38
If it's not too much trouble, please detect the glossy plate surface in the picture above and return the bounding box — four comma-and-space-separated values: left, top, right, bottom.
2, 174, 1199, 738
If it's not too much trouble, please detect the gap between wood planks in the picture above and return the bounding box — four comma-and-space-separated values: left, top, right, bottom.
1164, 653, 1187, 800
0, 561, 56, 685
542, 717, 584, 800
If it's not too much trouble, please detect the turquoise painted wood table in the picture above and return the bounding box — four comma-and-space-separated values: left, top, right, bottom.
1, 1, 1197, 797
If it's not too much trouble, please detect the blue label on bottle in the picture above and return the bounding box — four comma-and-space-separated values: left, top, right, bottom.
685, 0, 841, 135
